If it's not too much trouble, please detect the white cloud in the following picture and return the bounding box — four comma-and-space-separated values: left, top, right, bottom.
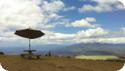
37, 27, 108, 44
74, 37, 125, 44
0, 0, 44, 29
79, 0, 124, 13
93, 0, 118, 4
76, 27, 108, 38
0, 0, 124, 45
36, 30, 75, 44
39, 27, 125, 44
0, 0, 68, 45
79, 4, 112, 13
0, 0, 66, 35
0, 0, 66, 30
64, 6, 76, 11
85, 17, 96, 22
41, 0, 65, 13
0, 26, 125, 45
97, 37, 125, 44
120, 27, 125, 33
68, 18, 98, 28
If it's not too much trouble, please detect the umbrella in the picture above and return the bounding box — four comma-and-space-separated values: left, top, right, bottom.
15, 28, 44, 39
15, 28, 45, 51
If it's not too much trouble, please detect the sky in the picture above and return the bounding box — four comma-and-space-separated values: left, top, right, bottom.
0, 0, 125, 47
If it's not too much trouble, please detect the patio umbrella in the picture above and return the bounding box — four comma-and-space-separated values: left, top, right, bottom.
15, 28, 45, 50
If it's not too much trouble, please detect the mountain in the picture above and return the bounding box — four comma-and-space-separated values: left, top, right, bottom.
1, 43, 125, 57
54, 43, 125, 57
0, 44, 65, 55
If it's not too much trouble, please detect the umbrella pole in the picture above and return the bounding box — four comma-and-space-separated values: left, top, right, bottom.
29, 39, 31, 50
28, 39, 32, 55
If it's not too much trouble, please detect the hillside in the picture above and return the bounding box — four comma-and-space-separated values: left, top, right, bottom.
1, 43, 125, 57
55, 43, 125, 56
0, 55, 124, 71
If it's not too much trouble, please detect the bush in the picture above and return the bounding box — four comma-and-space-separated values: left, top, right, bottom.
0, 52, 4, 55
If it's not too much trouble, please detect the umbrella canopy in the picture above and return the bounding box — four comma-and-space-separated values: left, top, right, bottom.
15, 28, 45, 52
15, 28, 45, 39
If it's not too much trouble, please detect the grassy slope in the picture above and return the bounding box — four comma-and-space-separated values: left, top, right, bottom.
0, 55, 124, 71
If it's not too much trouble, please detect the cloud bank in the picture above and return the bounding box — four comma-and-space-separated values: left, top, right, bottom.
79, 0, 124, 13
0, 0, 124, 46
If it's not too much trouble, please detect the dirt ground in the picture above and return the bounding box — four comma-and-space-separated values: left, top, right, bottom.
0, 55, 124, 71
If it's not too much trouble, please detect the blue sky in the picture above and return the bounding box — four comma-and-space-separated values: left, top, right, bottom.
56, 0, 125, 32
0, 0, 125, 47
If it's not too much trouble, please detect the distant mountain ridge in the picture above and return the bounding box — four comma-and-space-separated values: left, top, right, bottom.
55, 43, 125, 56
0, 43, 125, 57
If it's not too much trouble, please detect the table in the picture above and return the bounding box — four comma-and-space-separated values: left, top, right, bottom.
23, 50, 36, 54
21, 50, 41, 59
